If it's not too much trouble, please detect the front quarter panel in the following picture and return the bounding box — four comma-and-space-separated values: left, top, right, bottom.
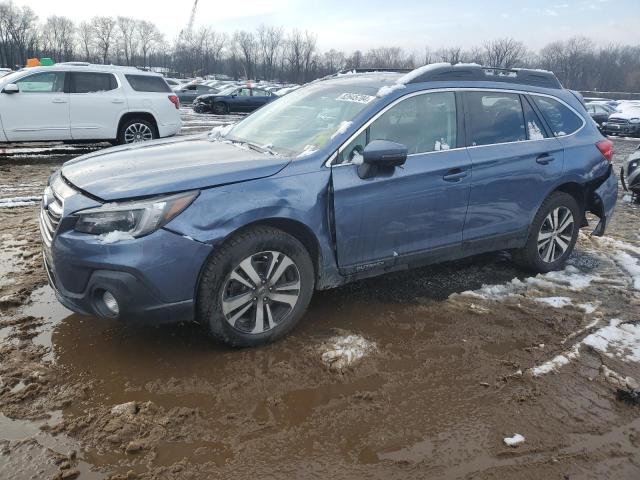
164, 167, 340, 288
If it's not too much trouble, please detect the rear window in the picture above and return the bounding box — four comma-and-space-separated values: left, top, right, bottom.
467, 92, 526, 146
531, 96, 584, 136
125, 75, 171, 93
71, 72, 117, 93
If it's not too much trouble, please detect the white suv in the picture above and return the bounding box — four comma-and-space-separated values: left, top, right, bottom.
0, 63, 181, 144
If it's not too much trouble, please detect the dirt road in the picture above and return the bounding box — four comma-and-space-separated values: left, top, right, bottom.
1, 117, 640, 479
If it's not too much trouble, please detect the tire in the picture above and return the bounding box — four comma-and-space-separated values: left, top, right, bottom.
512, 192, 580, 273
196, 226, 315, 347
212, 102, 228, 115
117, 118, 157, 145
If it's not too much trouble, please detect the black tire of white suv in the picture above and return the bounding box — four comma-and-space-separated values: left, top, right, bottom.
117, 118, 158, 145
512, 192, 580, 273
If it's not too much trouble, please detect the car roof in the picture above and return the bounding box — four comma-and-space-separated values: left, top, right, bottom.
8, 64, 162, 76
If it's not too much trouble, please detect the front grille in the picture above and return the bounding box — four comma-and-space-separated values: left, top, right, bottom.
39, 186, 63, 247
607, 118, 630, 125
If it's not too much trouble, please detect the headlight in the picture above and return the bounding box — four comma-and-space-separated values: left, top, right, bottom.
74, 191, 198, 237
630, 118, 640, 124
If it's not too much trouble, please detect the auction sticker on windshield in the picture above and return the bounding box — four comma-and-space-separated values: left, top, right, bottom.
336, 93, 376, 104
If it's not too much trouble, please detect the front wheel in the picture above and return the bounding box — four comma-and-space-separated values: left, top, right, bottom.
196, 227, 315, 347
512, 192, 580, 273
212, 102, 228, 115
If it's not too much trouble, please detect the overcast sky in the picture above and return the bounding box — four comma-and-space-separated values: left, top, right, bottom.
13, 0, 640, 52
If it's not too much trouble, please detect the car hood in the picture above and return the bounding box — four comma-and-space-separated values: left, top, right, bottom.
609, 110, 640, 121
61, 135, 291, 201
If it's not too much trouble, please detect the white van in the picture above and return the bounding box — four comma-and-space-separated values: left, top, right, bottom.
0, 63, 181, 144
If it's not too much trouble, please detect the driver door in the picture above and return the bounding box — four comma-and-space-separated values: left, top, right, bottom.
1, 71, 70, 141
331, 91, 471, 273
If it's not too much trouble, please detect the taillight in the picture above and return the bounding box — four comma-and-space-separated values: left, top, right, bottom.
596, 139, 614, 163
168, 95, 180, 110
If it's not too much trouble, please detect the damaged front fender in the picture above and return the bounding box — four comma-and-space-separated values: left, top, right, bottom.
589, 167, 618, 236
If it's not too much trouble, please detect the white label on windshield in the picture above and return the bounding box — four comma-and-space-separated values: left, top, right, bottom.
336, 93, 375, 104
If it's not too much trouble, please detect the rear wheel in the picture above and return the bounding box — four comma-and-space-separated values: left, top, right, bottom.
197, 227, 315, 347
117, 118, 157, 145
212, 102, 228, 115
512, 192, 580, 273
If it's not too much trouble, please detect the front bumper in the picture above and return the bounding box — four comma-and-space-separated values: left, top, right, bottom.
603, 123, 640, 136
42, 226, 212, 324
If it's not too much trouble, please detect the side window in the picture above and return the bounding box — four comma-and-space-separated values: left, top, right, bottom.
522, 97, 548, 140
340, 92, 457, 162
531, 96, 583, 136
467, 92, 526, 146
252, 89, 268, 97
15, 72, 64, 93
71, 72, 117, 93
125, 75, 171, 93
238, 88, 251, 97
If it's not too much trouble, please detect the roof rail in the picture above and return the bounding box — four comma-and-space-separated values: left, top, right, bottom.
336, 68, 413, 75
58, 61, 90, 66
403, 63, 563, 89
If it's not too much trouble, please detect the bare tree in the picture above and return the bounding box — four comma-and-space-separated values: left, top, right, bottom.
117, 16, 138, 66
233, 30, 257, 79
257, 25, 283, 80
483, 38, 526, 68
90, 16, 117, 64
137, 20, 162, 68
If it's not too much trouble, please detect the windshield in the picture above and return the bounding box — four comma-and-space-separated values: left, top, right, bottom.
226, 82, 378, 156
217, 86, 237, 96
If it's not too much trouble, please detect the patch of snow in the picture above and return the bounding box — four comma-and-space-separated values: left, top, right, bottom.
582, 319, 640, 363
613, 252, 640, 290
531, 343, 581, 376
503, 433, 525, 447
0, 196, 40, 208
396, 63, 451, 85
528, 121, 545, 140
111, 401, 137, 416
320, 334, 376, 372
577, 302, 600, 314
331, 121, 353, 139
376, 83, 406, 98
590, 235, 640, 256
297, 145, 318, 158
535, 296, 573, 308
99, 231, 135, 244
208, 123, 235, 139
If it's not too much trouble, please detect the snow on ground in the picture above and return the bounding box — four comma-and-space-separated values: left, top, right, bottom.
613, 252, 640, 290
320, 334, 376, 372
0, 196, 40, 208
503, 433, 525, 447
535, 296, 573, 308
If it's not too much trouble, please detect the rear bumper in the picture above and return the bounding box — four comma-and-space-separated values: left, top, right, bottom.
158, 118, 182, 138
590, 166, 618, 236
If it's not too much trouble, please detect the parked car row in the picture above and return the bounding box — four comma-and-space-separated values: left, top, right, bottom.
585, 99, 640, 137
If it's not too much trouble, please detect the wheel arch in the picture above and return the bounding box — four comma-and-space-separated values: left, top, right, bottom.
117, 111, 159, 138
553, 181, 588, 227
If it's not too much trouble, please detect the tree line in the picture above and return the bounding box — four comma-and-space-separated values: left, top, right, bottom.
0, 0, 639, 92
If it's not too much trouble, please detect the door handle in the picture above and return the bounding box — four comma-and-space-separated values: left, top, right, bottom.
536, 154, 555, 165
443, 169, 468, 182
111, 99, 125, 104
52, 98, 67, 104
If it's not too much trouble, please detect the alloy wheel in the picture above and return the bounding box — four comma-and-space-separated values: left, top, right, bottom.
221, 251, 301, 334
124, 123, 154, 143
537, 206, 574, 263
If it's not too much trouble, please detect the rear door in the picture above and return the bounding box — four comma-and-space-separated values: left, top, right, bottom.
332, 91, 471, 272
0, 71, 70, 141
462, 90, 564, 250
249, 88, 272, 110
69, 71, 126, 140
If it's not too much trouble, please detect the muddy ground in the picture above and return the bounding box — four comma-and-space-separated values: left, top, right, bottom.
1, 113, 640, 479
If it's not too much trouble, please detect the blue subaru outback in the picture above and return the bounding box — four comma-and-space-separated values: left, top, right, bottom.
40, 63, 618, 347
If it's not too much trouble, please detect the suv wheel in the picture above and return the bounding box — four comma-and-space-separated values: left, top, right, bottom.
118, 118, 157, 145
512, 192, 580, 273
212, 102, 228, 115
197, 227, 315, 347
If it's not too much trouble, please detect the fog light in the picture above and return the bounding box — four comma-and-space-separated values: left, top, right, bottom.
102, 291, 119, 316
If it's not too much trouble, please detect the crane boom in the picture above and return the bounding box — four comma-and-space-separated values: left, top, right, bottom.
187, 0, 199, 32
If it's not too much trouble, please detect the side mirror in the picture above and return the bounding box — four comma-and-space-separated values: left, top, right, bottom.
357, 140, 408, 179
3, 83, 19, 94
